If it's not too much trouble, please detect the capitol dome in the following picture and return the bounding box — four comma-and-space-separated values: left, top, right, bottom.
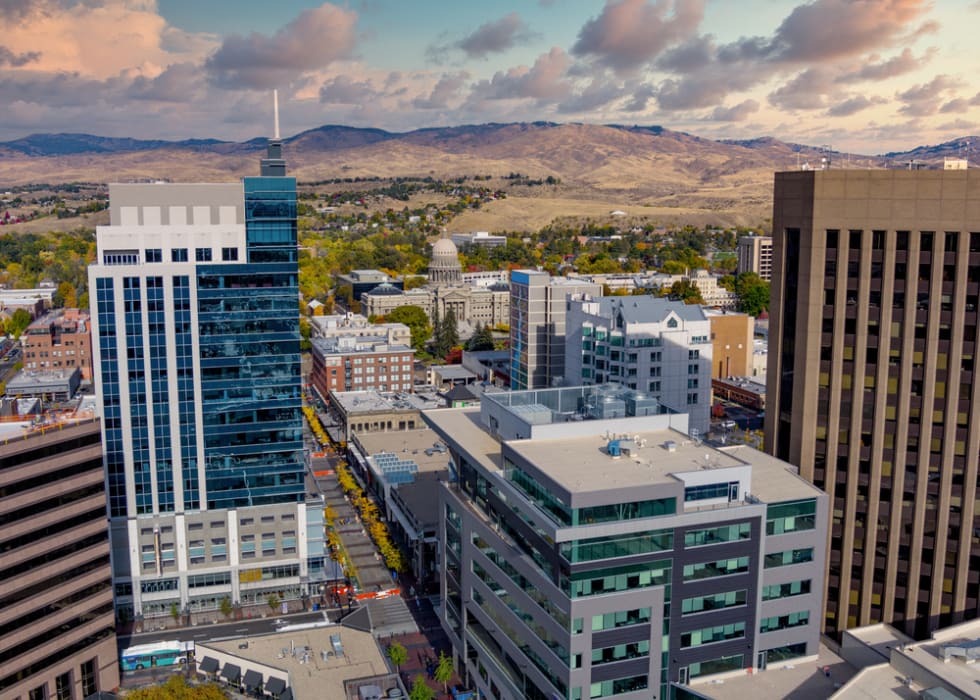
429, 235, 463, 285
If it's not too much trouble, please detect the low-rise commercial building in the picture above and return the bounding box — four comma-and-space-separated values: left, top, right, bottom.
328, 389, 445, 443
21, 308, 94, 380
310, 337, 415, 397
309, 313, 411, 347
424, 385, 828, 700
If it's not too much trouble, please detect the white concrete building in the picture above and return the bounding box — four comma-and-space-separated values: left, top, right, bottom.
565, 295, 713, 436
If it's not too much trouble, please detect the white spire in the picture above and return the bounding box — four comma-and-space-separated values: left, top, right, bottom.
273, 89, 280, 140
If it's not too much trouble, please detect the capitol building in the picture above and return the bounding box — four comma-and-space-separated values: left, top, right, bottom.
361, 236, 509, 330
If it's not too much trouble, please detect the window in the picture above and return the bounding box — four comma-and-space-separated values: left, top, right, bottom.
145, 248, 162, 263
689, 349, 700, 360
685, 522, 751, 547
682, 589, 747, 615
688, 654, 743, 679
760, 611, 810, 633
195, 247, 212, 262
687, 392, 699, 405
591, 607, 651, 631
681, 621, 745, 647
221, 247, 239, 261
766, 499, 817, 535
762, 579, 811, 600
685, 481, 738, 502
56, 671, 72, 700
80, 659, 98, 697
171, 248, 188, 262
683, 556, 750, 581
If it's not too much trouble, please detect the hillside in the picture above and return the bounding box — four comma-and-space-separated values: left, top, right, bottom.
0, 124, 973, 229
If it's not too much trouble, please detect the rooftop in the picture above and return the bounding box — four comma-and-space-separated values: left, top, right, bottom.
713, 376, 767, 394
355, 428, 449, 474
332, 389, 445, 415
200, 625, 389, 700
573, 294, 709, 324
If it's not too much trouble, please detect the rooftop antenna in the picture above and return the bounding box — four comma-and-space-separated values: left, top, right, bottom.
273, 88, 281, 141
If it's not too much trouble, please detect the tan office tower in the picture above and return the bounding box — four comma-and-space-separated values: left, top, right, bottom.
766, 169, 980, 639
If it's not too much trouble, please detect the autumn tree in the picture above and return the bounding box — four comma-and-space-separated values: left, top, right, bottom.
127, 675, 227, 700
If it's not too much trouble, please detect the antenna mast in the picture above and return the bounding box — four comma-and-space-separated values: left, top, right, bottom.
273, 89, 281, 140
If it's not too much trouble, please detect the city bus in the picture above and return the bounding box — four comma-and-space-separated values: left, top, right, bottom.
120, 641, 193, 671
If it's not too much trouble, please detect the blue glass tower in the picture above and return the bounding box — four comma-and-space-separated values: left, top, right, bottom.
91, 134, 324, 621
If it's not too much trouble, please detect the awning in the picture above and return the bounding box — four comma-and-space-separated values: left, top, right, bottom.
199, 657, 219, 674
242, 669, 262, 689
220, 663, 241, 682
265, 677, 286, 695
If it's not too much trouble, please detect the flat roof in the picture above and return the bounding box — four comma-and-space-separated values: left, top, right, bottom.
200, 626, 388, 700
356, 428, 448, 474
332, 390, 444, 415
696, 643, 856, 700
422, 407, 504, 475
717, 445, 822, 502
509, 427, 743, 492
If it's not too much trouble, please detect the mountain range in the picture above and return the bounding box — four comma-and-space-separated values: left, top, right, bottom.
0, 123, 974, 224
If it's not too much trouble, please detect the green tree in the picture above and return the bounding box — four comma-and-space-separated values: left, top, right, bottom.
434, 651, 454, 695
409, 675, 435, 700
433, 307, 459, 358
386, 305, 432, 352
466, 323, 495, 352
387, 641, 408, 672
669, 279, 704, 305
7, 308, 32, 338
170, 602, 180, 624
266, 593, 281, 613
735, 272, 770, 316
220, 597, 233, 619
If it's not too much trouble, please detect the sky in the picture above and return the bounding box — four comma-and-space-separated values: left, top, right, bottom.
0, 0, 978, 153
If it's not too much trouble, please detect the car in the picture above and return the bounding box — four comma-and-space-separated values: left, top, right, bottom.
720, 420, 737, 429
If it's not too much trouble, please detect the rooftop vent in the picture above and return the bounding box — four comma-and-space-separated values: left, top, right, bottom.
663, 440, 677, 452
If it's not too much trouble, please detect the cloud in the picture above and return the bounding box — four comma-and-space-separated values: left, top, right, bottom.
656, 38, 712, 73
940, 98, 970, 114
468, 47, 572, 103
897, 74, 963, 116
708, 99, 760, 122
455, 13, 535, 59
412, 71, 469, 109
623, 82, 656, 112
319, 75, 378, 104
127, 62, 204, 102
836, 48, 930, 83
558, 77, 626, 113
764, 0, 932, 63
572, 0, 704, 74
826, 95, 886, 117
0, 45, 39, 66
205, 3, 358, 89
768, 69, 836, 111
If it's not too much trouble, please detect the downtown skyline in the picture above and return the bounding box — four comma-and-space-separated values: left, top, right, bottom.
0, 0, 978, 153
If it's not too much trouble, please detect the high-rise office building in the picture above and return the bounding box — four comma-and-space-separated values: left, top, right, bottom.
737, 236, 773, 281
766, 169, 980, 639
509, 270, 601, 390
89, 138, 327, 622
564, 295, 712, 436
1, 419, 119, 699
425, 386, 827, 700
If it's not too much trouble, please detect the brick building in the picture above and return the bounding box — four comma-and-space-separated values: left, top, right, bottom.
310, 337, 415, 398
21, 309, 93, 380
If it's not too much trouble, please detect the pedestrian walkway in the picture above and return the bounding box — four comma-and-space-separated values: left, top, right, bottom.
314, 469, 393, 594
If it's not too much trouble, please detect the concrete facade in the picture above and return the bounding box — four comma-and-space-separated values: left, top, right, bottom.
737, 236, 774, 281
425, 387, 827, 700
706, 311, 754, 379
766, 169, 980, 639
0, 419, 119, 699
509, 270, 602, 390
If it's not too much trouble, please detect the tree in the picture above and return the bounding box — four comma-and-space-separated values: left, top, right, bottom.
55, 280, 78, 308
433, 307, 459, 358
466, 323, 495, 352
220, 597, 233, 619
669, 279, 704, 305
434, 651, 454, 695
386, 305, 432, 352
266, 593, 281, 613
409, 675, 435, 700
169, 602, 180, 624
387, 641, 408, 672
735, 272, 770, 316
127, 675, 227, 700
7, 308, 32, 338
